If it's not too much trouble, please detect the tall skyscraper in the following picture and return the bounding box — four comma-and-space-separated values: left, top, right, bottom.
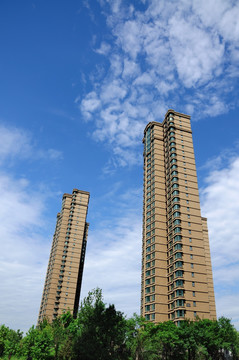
141, 110, 216, 324
38, 189, 90, 324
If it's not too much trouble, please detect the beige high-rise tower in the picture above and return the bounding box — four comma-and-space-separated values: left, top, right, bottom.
141, 110, 216, 324
38, 189, 90, 324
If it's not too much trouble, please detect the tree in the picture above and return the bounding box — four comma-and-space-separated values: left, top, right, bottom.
124, 314, 147, 360
0, 324, 23, 359
72, 288, 128, 360
52, 311, 77, 360
22, 324, 54, 360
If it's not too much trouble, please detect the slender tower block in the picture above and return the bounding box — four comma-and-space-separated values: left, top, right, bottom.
141, 110, 216, 324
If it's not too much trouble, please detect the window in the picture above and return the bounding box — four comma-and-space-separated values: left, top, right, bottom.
190, 254, 193, 259
190, 246, 193, 250
192, 282, 195, 287
174, 235, 182, 242
187, 207, 190, 211
189, 238, 192, 243
193, 301, 196, 307
176, 289, 184, 297
189, 230, 191, 234
187, 215, 190, 218
151, 313, 155, 320
175, 261, 183, 268
175, 270, 183, 277
188, 222, 191, 226
191, 272, 194, 277
176, 299, 185, 307
174, 243, 182, 250
175, 279, 183, 287
174, 227, 181, 234
193, 291, 195, 297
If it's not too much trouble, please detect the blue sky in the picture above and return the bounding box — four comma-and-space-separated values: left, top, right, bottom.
0, 0, 239, 332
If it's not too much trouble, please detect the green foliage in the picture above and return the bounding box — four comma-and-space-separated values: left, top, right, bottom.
1, 290, 239, 360
21, 324, 54, 360
0, 324, 23, 358
73, 288, 128, 360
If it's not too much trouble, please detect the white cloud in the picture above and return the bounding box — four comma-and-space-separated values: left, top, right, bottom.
0, 123, 63, 332
122, 58, 140, 78
100, 79, 127, 103
77, 0, 239, 169
95, 41, 111, 55
0, 123, 63, 163
169, 15, 224, 87
133, 72, 154, 86
80, 91, 101, 120
46, 149, 63, 160
81, 188, 142, 316
0, 171, 51, 332
216, 294, 239, 329
200, 155, 239, 327
0, 125, 32, 162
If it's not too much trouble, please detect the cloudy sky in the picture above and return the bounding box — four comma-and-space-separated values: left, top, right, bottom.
0, 0, 239, 332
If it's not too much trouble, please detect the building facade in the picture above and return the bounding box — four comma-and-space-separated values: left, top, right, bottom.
141, 110, 216, 324
38, 189, 90, 324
